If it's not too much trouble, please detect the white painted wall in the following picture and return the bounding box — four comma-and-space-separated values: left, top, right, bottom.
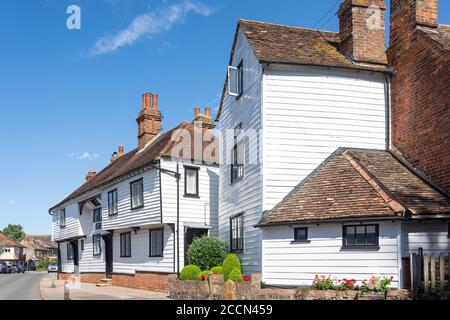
79, 206, 105, 273
51, 202, 82, 242
219, 28, 264, 275
112, 225, 175, 274
0, 246, 23, 261
261, 222, 402, 288
402, 222, 450, 256
59, 241, 75, 274
102, 169, 161, 231
262, 66, 388, 210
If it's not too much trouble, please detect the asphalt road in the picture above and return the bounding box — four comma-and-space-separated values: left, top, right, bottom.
0, 271, 46, 300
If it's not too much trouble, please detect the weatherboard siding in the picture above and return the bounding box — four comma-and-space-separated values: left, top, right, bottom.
262, 66, 388, 210
219, 27, 264, 274
402, 222, 450, 256
261, 222, 401, 288
51, 202, 82, 242
102, 169, 161, 231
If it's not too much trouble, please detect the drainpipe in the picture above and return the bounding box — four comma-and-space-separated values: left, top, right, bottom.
176, 163, 180, 276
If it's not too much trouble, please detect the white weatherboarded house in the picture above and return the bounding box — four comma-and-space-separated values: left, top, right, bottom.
50, 94, 218, 292
217, 0, 450, 289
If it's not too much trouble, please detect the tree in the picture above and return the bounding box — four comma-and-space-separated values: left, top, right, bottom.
2, 224, 25, 242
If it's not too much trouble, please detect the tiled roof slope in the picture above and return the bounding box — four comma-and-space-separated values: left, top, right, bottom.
49, 121, 218, 211
0, 232, 26, 248
257, 148, 450, 227
239, 20, 390, 72
420, 24, 450, 52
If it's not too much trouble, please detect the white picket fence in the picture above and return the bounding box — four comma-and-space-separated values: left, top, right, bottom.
410, 253, 450, 297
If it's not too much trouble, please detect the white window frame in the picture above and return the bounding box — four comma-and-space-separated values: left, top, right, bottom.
228, 60, 243, 97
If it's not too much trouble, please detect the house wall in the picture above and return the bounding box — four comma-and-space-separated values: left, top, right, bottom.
59, 241, 75, 274
261, 221, 402, 288
219, 27, 264, 274
79, 207, 105, 274
0, 246, 22, 261
401, 221, 450, 256
51, 202, 83, 242
262, 66, 388, 210
102, 169, 161, 231
112, 224, 175, 275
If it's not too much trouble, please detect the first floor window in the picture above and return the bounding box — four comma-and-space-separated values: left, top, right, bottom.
343, 224, 379, 248
80, 239, 84, 251
228, 59, 244, 97
108, 189, 118, 216
67, 243, 74, 260
93, 235, 102, 256
231, 124, 244, 183
120, 232, 132, 258
230, 214, 244, 252
130, 179, 144, 209
184, 166, 199, 197
93, 207, 102, 223
294, 227, 308, 242
149, 229, 164, 257
60, 209, 66, 228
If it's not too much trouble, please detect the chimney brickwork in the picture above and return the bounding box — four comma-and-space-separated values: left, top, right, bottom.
137, 92, 162, 150
192, 106, 216, 130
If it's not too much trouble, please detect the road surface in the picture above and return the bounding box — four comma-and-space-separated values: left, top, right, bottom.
0, 271, 46, 300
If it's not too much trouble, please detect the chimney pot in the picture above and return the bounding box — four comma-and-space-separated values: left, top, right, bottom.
118, 145, 124, 157
152, 94, 159, 109
86, 170, 96, 181
205, 107, 211, 118
195, 107, 201, 117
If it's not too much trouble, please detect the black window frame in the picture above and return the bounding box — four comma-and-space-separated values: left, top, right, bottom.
293, 227, 309, 242
230, 213, 244, 253
130, 178, 144, 210
184, 166, 200, 198
80, 239, 84, 251
108, 189, 118, 216
231, 124, 245, 184
60, 209, 66, 228
342, 224, 380, 249
93, 234, 102, 256
447, 223, 450, 239
149, 228, 164, 258
66, 243, 74, 260
236, 59, 244, 99
120, 232, 132, 258
93, 207, 102, 223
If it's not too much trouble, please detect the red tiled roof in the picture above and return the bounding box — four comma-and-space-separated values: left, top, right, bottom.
0, 232, 26, 248
257, 148, 450, 227
49, 121, 218, 211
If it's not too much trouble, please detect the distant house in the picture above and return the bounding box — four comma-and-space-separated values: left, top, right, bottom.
217, 0, 450, 289
21, 235, 58, 269
0, 232, 26, 265
49, 93, 219, 292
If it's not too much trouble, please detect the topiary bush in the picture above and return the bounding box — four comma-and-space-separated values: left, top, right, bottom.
211, 266, 223, 275
180, 265, 202, 281
228, 268, 243, 282
223, 253, 241, 281
187, 236, 228, 271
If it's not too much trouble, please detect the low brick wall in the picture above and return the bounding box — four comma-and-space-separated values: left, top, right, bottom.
169, 273, 411, 300
58, 273, 72, 281
80, 273, 105, 284
112, 272, 173, 293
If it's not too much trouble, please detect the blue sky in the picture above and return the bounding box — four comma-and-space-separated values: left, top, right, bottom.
0, 0, 449, 234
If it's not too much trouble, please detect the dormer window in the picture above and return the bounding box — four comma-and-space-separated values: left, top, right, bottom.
228, 60, 243, 98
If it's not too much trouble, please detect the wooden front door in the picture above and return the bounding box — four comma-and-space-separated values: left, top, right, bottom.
102, 233, 113, 279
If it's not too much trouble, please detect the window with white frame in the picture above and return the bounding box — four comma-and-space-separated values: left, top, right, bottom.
228, 60, 243, 97
130, 179, 144, 209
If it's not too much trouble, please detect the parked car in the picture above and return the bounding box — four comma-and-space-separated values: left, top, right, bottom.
12, 264, 25, 273
3, 262, 14, 274
0, 262, 7, 273
48, 262, 58, 273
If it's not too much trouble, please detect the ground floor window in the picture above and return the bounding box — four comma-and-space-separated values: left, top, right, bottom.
67, 243, 74, 260
342, 224, 379, 248
230, 213, 244, 252
149, 228, 164, 257
120, 232, 132, 258
93, 235, 102, 256
294, 227, 309, 242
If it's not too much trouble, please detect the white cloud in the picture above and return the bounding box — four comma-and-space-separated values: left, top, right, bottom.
7, 200, 16, 205
69, 152, 100, 162
85, 0, 217, 58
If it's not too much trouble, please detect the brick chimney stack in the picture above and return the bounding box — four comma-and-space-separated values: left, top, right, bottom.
86, 170, 96, 181
338, 0, 387, 65
118, 145, 124, 157
137, 92, 162, 150
192, 107, 216, 130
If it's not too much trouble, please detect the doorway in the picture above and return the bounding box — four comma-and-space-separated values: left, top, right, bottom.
184, 228, 209, 265
102, 233, 113, 279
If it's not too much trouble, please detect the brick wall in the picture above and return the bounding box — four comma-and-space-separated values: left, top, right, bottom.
80, 273, 105, 284
58, 273, 72, 281
112, 272, 172, 293
388, 0, 450, 193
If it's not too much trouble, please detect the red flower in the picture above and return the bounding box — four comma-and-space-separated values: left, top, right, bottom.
242, 275, 251, 282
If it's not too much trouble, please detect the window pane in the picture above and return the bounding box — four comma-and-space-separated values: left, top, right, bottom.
186, 169, 197, 195
295, 228, 307, 240
228, 66, 239, 96
355, 226, 366, 245
345, 226, 355, 246
131, 181, 143, 208
366, 225, 378, 245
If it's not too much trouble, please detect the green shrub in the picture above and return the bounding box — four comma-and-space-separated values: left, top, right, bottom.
228, 268, 243, 282
179, 265, 202, 281
211, 266, 223, 274
36, 260, 51, 271
187, 236, 228, 270
222, 253, 241, 281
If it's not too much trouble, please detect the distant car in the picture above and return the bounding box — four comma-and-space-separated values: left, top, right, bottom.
12, 264, 25, 273
48, 262, 58, 273
0, 262, 7, 274
3, 262, 14, 274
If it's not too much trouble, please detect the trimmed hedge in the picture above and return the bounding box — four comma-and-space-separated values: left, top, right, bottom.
211, 266, 223, 275
228, 268, 243, 282
180, 265, 202, 281
223, 254, 241, 281
187, 236, 228, 270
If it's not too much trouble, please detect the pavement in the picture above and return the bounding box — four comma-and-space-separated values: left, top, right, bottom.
40, 274, 170, 300
0, 271, 47, 300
